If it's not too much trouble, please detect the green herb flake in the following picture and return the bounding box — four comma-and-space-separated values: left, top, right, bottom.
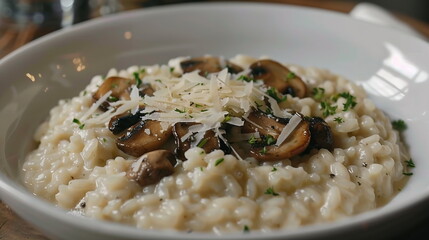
286, 72, 296, 80
197, 138, 209, 148
111, 83, 118, 89
155, 79, 162, 83
175, 108, 186, 113
223, 115, 232, 123
271, 167, 277, 172
265, 135, 276, 145
170, 67, 175, 72
405, 159, 415, 168
133, 72, 142, 87
259, 146, 267, 155
336, 92, 357, 111
237, 75, 253, 82
102, 138, 107, 142
72, 118, 85, 129
267, 87, 287, 103
107, 96, 119, 102
248, 136, 259, 145
264, 187, 279, 196
215, 158, 224, 166
312, 87, 325, 101
334, 117, 344, 123
392, 119, 407, 132
403, 172, 413, 176
82, 90, 87, 96
320, 101, 337, 117
243, 225, 250, 233
200, 109, 208, 112
200, 167, 204, 171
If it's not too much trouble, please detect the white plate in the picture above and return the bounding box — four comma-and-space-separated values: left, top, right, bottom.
1, 2, 429, 240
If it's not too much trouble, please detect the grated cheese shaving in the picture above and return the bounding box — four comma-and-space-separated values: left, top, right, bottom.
275, 113, 302, 146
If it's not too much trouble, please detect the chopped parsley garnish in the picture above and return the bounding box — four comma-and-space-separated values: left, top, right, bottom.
223, 115, 232, 123
200, 167, 204, 171
174, 108, 186, 113
243, 225, 250, 233
271, 167, 277, 172
392, 119, 407, 132
194, 103, 203, 108
335, 92, 357, 111
264, 187, 279, 196
102, 138, 107, 142
140, 68, 146, 74
248, 136, 259, 145
405, 159, 415, 168
170, 67, 175, 72
107, 96, 119, 102
320, 101, 337, 117
334, 117, 344, 123
237, 75, 254, 82
403, 172, 413, 176
82, 90, 87, 96
133, 72, 142, 87
197, 138, 209, 148
259, 146, 267, 155
72, 118, 85, 129
286, 72, 296, 80
155, 79, 162, 83
312, 87, 325, 101
215, 158, 224, 166
265, 135, 276, 145
267, 87, 287, 103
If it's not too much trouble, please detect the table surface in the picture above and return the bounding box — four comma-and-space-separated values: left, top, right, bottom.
1, 0, 429, 239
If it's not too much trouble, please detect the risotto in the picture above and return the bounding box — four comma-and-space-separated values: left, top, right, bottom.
22, 54, 411, 233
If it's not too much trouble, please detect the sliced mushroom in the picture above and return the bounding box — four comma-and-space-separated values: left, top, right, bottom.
180, 56, 243, 76
93, 76, 135, 110
108, 109, 146, 135
242, 110, 310, 161
305, 117, 334, 152
173, 122, 231, 160
93, 77, 154, 111
117, 120, 173, 157
249, 59, 307, 98
127, 150, 177, 187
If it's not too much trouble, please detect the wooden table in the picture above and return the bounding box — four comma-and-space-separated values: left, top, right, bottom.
1, 1, 429, 239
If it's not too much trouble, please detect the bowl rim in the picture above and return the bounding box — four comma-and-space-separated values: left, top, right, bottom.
1, 1, 429, 239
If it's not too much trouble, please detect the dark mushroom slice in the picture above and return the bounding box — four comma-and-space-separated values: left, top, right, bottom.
117, 120, 173, 157
249, 59, 307, 98
305, 117, 334, 152
173, 122, 231, 160
93, 76, 135, 110
108, 108, 146, 135
180, 56, 243, 76
127, 150, 177, 187
242, 110, 311, 161
140, 83, 155, 97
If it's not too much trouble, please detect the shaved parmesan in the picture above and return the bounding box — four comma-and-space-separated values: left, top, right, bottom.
275, 113, 302, 146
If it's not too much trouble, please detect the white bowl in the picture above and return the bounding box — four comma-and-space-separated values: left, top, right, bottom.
1, 2, 429, 240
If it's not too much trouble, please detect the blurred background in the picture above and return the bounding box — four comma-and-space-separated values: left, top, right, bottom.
0, 0, 428, 58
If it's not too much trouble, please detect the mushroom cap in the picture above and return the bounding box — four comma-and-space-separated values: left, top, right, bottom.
173, 122, 231, 161
180, 56, 243, 76
93, 76, 135, 110
242, 110, 311, 161
250, 59, 307, 98
127, 150, 177, 187
117, 120, 173, 157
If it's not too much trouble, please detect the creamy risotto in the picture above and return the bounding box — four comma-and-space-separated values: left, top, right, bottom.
22, 55, 411, 233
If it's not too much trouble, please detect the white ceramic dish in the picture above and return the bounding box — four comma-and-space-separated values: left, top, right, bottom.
1, 2, 429, 240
